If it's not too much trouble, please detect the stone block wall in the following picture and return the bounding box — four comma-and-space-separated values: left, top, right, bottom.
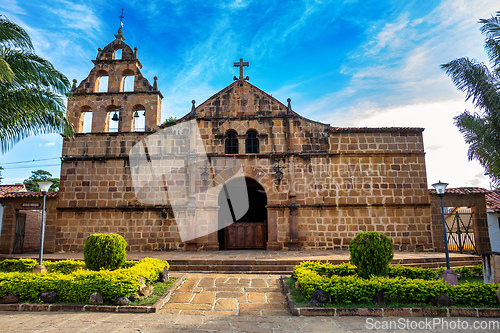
55, 209, 181, 252
54, 78, 433, 252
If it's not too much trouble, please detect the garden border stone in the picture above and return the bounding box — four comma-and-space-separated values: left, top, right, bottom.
0, 274, 184, 313
280, 276, 500, 317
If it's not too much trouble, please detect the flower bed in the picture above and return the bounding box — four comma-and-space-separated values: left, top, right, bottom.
0, 258, 169, 304
292, 261, 499, 307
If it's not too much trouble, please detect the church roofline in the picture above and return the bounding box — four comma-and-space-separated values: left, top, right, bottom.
72, 90, 163, 99
176, 80, 330, 126
328, 127, 424, 133
92, 59, 143, 68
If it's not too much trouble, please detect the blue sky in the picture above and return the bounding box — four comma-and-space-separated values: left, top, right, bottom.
0, 0, 498, 189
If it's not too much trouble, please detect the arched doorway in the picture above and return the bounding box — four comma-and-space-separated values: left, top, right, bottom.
218, 177, 267, 249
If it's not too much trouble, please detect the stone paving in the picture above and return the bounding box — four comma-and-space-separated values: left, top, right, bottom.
2, 249, 481, 263
161, 273, 289, 316
1, 312, 499, 332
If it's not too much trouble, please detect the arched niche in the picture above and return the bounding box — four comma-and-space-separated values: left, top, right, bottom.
133, 104, 146, 132
114, 48, 122, 60
122, 69, 135, 92
107, 105, 120, 132
95, 69, 109, 93
81, 106, 93, 133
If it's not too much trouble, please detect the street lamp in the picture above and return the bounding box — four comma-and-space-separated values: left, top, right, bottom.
432, 180, 458, 285
432, 180, 450, 269
34, 181, 52, 272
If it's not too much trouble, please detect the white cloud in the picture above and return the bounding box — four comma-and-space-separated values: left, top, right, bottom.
326, 99, 490, 189
38, 142, 56, 147
43, 0, 101, 38
0, 0, 25, 15
365, 12, 410, 55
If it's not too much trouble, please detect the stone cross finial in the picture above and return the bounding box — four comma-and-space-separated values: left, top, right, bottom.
287, 98, 292, 114
233, 58, 249, 81
119, 8, 124, 27
190, 100, 197, 117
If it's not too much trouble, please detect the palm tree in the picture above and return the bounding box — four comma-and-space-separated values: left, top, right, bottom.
442, 11, 500, 186
0, 15, 73, 152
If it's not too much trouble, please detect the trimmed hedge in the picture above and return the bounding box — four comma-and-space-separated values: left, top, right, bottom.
292, 261, 499, 306
292, 261, 483, 281
83, 233, 127, 271
0, 259, 143, 274
349, 231, 394, 278
0, 258, 169, 303
0, 259, 86, 274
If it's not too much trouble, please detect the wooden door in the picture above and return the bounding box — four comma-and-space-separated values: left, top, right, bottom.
12, 213, 26, 254
224, 221, 266, 249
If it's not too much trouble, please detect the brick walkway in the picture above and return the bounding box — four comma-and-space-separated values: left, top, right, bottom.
161, 273, 289, 316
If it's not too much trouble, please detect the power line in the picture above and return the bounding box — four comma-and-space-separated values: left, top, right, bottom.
0, 157, 61, 165
2, 164, 61, 170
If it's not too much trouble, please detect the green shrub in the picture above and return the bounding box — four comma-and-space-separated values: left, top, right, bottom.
0, 258, 169, 303
292, 261, 356, 278
434, 265, 483, 279
0, 259, 37, 272
292, 261, 498, 307
388, 265, 437, 280
349, 231, 394, 278
83, 233, 127, 271
45, 260, 86, 274
293, 265, 450, 304
449, 282, 499, 306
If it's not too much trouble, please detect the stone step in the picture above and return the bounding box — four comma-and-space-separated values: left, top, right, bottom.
169, 256, 482, 273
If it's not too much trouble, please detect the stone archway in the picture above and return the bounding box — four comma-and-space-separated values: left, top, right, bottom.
217, 177, 267, 249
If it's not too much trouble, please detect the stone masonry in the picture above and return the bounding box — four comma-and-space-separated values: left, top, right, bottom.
51, 27, 433, 253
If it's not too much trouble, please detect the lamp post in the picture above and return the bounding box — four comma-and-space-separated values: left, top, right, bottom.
35, 181, 52, 272
432, 180, 458, 285
432, 180, 451, 270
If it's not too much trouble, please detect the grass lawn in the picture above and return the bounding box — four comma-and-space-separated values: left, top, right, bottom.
127, 278, 177, 306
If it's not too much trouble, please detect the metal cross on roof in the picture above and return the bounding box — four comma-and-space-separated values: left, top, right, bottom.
233, 58, 249, 81
119, 8, 124, 27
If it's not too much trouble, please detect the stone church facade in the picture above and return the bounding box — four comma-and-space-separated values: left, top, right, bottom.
54, 28, 433, 252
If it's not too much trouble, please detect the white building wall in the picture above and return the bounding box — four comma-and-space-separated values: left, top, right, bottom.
487, 211, 500, 252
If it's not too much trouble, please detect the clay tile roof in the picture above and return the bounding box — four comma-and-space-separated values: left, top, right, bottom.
0, 184, 26, 197
486, 190, 500, 212
1, 191, 58, 199
328, 127, 424, 133
428, 187, 490, 195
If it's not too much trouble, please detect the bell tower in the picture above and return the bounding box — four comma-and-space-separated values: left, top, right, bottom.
67, 26, 162, 133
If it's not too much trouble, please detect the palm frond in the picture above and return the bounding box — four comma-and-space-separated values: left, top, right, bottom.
0, 56, 13, 83
441, 58, 500, 116
455, 111, 500, 184
0, 87, 73, 151
0, 16, 73, 152
0, 48, 70, 93
0, 16, 33, 51
485, 38, 500, 70
479, 11, 500, 42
